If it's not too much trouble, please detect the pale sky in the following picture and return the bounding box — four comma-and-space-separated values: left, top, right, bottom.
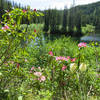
9, 0, 100, 10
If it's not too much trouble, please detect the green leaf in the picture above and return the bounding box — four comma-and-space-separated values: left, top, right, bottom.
35, 13, 40, 16
16, 16, 22, 25
0, 72, 3, 76
38, 12, 44, 16
4, 89, 9, 92
18, 96, 23, 100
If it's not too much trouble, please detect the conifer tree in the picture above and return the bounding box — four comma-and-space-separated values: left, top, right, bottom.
62, 6, 68, 33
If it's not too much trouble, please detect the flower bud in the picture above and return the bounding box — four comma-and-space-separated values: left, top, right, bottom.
49, 51, 53, 56
62, 65, 67, 71
79, 63, 87, 72
70, 63, 77, 72
0, 72, 3, 76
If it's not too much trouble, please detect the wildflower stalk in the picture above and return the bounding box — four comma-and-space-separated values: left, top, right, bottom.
87, 85, 92, 97
62, 71, 67, 100
78, 48, 80, 67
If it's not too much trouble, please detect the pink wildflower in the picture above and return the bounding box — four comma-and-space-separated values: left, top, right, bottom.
22, 9, 27, 13
62, 57, 66, 60
67, 56, 70, 59
62, 65, 67, 71
65, 56, 71, 61
49, 51, 53, 56
34, 9, 36, 12
56, 56, 61, 61
39, 76, 46, 82
56, 56, 69, 61
2, 25, 9, 31
31, 66, 35, 70
38, 67, 41, 70
56, 56, 62, 60
78, 42, 87, 48
71, 58, 76, 62
34, 72, 42, 77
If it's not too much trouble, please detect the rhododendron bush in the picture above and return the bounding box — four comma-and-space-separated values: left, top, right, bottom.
0, 8, 100, 100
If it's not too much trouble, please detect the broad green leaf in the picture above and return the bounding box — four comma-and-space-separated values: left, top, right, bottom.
18, 96, 23, 100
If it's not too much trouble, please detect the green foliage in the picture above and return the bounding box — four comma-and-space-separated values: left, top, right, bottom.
0, 8, 44, 100
82, 24, 95, 35
0, 8, 42, 66
25, 36, 100, 99
0, 7, 100, 100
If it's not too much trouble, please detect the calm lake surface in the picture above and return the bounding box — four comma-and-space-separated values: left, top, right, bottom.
81, 34, 100, 42
30, 33, 100, 47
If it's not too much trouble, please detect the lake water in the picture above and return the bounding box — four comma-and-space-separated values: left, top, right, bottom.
30, 33, 100, 47
80, 34, 100, 42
